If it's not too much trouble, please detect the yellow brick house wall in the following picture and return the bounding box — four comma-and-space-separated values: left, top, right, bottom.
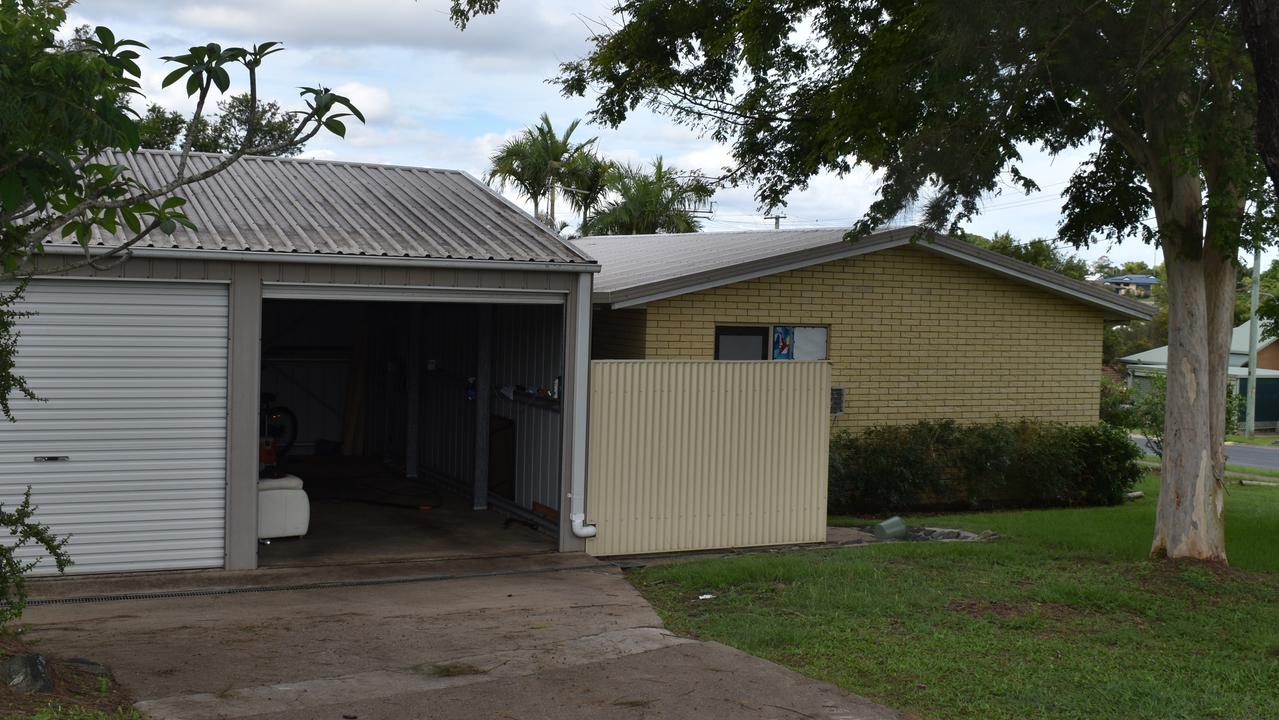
624, 245, 1103, 432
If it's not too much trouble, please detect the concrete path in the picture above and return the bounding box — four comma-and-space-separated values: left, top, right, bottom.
21, 556, 902, 720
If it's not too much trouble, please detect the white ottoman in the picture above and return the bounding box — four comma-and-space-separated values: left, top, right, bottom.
258, 474, 310, 539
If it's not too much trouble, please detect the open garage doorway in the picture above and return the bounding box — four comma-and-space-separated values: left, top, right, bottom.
256, 298, 565, 567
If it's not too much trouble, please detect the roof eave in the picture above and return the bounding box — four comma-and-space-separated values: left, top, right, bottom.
596, 229, 1154, 321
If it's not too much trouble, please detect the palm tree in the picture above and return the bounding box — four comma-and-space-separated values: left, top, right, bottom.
588, 157, 714, 235
486, 113, 593, 225
562, 150, 614, 236
486, 134, 547, 217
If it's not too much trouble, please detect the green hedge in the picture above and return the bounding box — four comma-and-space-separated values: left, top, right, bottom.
828, 420, 1143, 514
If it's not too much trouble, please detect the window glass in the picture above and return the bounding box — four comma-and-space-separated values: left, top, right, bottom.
715, 326, 769, 360
793, 326, 828, 360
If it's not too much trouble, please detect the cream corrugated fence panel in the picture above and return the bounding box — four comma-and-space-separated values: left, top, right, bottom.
586, 361, 830, 556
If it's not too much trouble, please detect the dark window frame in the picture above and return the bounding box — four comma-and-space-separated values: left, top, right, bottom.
714, 325, 770, 360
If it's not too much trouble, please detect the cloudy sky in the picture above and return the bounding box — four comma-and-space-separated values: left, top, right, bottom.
70, 0, 1186, 270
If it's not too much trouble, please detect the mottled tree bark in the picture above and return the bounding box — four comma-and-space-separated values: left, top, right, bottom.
1205, 242, 1237, 483
1151, 180, 1229, 563
1243, 0, 1279, 196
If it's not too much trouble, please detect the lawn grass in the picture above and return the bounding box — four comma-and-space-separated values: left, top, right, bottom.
1225, 463, 1279, 479
1226, 433, 1279, 446
831, 475, 1279, 574
1142, 452, 1279, 481
632, 475, 1279, 720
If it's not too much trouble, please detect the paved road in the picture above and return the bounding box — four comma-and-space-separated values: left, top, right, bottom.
1133, 435, 1279, 470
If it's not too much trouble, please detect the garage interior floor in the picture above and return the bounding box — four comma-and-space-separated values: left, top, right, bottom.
258, 457, 555, 568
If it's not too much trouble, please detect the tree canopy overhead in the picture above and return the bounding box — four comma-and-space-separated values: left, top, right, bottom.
1, 0, 361, 419
453, 0, 1274, 563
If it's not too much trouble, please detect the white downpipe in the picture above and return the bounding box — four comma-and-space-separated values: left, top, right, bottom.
569, 271, 597, 538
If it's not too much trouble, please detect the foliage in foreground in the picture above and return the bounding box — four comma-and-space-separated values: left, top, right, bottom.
1, 0, 360, 419
0, 487, 71, 624
828, 420, 1142, 514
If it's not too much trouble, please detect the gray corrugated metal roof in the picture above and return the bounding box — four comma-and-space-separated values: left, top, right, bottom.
49, 149, 594, 266
1129, 364, 1279, 379
572, 227, 1154, 321
1121, 321, 1275, 366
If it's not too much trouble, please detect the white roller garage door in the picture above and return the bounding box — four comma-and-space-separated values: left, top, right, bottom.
0, 280, 228, 574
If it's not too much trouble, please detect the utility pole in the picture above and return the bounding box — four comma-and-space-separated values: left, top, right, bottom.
764, 212, 786, 229
1248, 244, 1261, 436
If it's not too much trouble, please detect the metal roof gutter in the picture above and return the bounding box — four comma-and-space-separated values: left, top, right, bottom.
40, 244, 601, 273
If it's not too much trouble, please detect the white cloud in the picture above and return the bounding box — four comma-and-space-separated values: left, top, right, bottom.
334, 82, 393, 123
70, 0, 1200, 268
78, 0, 610, 67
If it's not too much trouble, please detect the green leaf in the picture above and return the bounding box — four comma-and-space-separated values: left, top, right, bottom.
0, 175, 22, 213
185, 72, 202, 96
121, 208, 142, 234
323, 118, 346, 137
212, 67, 231, 94
94, 26, 115, 48
159, 217, 177, 235
161, 67, 188, 88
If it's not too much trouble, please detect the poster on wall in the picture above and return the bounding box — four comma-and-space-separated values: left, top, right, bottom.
772, 326, 794, 359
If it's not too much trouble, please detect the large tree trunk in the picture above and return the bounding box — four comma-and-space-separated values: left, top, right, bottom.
1204, 243, 1237, 481
1243, 0, 1279, 196
1151, 190, 1229, 563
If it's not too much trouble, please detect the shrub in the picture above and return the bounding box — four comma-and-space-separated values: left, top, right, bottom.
828, 420, 1143, 515
1134, 373, 1243, 457
0, 487, 72, 624
1099, 375, 1138, 428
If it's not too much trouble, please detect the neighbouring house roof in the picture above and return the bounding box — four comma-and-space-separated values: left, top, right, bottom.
1103, 274, 1160, 285
1121, 321, 1276, 368
44, 149, 595, 268
1128, 364, 1279, 379
572, 226, 1154, 321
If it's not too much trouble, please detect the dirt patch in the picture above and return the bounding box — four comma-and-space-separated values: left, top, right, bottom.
946, 599, 1021, 619
0, 632, 135, 717
945, 599, 1082, 622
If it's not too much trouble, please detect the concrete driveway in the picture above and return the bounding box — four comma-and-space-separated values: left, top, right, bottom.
21, 554, 901, 720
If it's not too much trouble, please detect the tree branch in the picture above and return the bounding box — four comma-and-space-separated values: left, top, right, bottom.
7, 216, 164, 280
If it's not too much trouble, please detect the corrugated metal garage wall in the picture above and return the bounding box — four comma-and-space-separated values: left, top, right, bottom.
416, 305, 479, 483
260, 302, 357, 454
491, 305, 564, 511
258, 299, 563, 518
